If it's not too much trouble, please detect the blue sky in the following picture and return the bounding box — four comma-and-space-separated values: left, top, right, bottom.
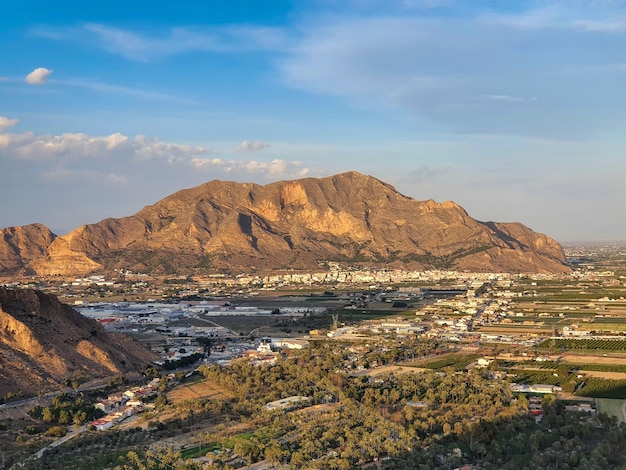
1, 0, 625, 242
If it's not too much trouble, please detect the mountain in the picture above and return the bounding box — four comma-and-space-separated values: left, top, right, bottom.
0, 223, 56, 274
0, 288, 156, 397
3, 172, 569, 276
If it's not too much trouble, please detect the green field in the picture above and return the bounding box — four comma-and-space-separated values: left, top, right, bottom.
595, 398, 625, 423
180, 443, 220, 459
575, 378, 626, 399
536, 338, 626, 351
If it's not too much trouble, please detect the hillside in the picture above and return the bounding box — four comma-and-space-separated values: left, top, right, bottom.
0, 288, 156, 397
4, 172, 569, 276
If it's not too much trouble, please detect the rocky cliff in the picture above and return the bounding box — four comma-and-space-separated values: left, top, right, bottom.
0, 224, 56, 274
4, 172, 569, 275
0, 288, 156, 397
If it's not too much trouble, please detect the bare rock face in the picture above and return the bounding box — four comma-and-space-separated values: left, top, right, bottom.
0, 224, 56, 274
30, 226, 102, 276
4, 172, 570, 275
0, 288, 156, 396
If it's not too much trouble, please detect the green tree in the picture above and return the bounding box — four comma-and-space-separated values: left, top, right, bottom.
155, 393, 168, 410
42, 407, 55, 424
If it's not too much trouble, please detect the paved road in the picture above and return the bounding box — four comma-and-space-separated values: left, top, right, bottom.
35, 425, 88, 459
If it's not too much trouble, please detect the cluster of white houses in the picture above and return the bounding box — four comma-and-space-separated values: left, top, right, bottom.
90, 380, 159, 431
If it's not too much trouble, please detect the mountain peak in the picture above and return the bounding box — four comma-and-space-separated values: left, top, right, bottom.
0, 172, 569, 276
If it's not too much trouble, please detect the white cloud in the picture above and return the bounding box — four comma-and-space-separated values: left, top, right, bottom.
0, 118, 205, 161
236, 140, 270, 151
25, 67, 53, 85
0, 116, 19, 132
133, 134, 207, 161
0, 131, 136, 160
0, 117, 309, 182
188, 157, 309, 178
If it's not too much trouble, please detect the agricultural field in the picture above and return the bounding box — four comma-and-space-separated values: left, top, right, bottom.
560, 353, 626, 365
536, 338, 626, 352
575, 377, 626, 399
595, 398, 626, 423
167, 378, 233, 404
349, 365, 429, 379
411, 352, 481, 371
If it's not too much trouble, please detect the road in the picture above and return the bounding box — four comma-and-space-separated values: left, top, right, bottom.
0, 374, 144, 412
34, 424, 88, 460
193, 316, 239, 336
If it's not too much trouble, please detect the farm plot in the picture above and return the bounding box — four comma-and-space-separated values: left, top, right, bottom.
561, 353, 626, 365
167, 379, 234, 404
536, 338, 626, 351
595, 398, 626, 423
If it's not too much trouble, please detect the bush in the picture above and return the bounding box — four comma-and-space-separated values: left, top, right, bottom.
45, 426, 67, 438
25, 425, 41, 435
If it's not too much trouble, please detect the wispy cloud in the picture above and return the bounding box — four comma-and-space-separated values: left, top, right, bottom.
278, 3, 626, 138
573, 18, 626, 33
236, 140, 270, 151
479, 6, 565, 30
52, 78, 196, 104
25, 67, 53, 85
481, 94, 528, 103
32, 23, 288, 62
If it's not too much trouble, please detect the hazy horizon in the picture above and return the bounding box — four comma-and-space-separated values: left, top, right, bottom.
2, 1, 626, 242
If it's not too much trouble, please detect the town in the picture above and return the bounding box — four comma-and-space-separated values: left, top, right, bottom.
2, 243, 626, 469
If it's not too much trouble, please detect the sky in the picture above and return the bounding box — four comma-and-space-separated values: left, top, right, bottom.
1, 0, 625, 243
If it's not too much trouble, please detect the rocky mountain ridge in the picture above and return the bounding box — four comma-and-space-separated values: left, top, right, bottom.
0, 172, 569, 275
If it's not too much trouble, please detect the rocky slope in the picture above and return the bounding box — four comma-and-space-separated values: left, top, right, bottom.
0, 288, 156, 397
0, 224, 56, 274
5, 172, 569, 275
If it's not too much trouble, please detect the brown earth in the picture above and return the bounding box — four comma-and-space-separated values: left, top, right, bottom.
581, 371, 626, 380
350, 365, 429, 378
560, 353, 626, 365
167, 379, 233, 404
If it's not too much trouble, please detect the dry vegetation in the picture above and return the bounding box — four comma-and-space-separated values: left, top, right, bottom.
167, 379, 233, 404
